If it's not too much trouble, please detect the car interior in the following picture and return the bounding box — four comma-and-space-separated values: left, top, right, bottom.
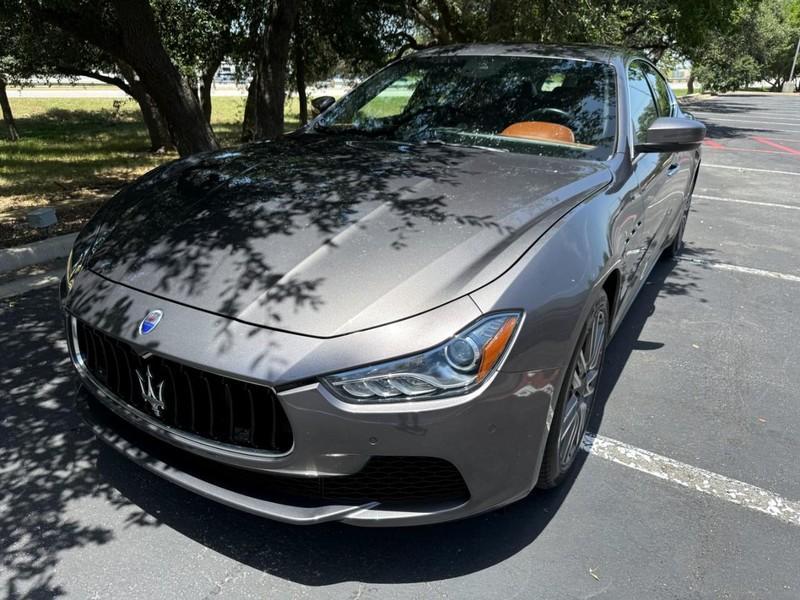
404, 59, 613, 151
328, 55, 617, 159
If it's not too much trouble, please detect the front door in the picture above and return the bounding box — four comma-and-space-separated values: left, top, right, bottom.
628, 61, 677, 278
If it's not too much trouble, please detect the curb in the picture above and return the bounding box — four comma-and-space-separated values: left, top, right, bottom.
0, 233, 77, 274
677, 93, 709, 104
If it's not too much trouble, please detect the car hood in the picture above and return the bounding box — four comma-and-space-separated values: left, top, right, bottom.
86, 135, 611, 337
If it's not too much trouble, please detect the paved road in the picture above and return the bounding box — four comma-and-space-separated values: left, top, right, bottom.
2, 93, 800, 599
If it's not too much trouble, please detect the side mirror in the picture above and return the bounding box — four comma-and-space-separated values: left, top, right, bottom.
635, 117, 706, 153
310, 96, 335, 115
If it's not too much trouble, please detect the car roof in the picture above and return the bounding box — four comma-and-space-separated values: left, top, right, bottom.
412, 43, 644, 65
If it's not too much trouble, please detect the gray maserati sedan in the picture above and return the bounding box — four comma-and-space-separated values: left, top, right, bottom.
62, 44, 704, 526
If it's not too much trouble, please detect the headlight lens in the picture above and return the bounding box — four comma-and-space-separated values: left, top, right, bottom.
322, 312, 521, 403
65, 248, 79, 291
65, 229, 103, 291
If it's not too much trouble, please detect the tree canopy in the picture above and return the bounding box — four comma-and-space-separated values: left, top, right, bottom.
1, 0, 796, 150
693, 0, 800, 92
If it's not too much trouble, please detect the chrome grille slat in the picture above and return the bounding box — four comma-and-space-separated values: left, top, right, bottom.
162, 362, 177, 424
73, 320, 293, 453
88, 329, 102, 374
119, 343, 135, 404
223, 383, 235, 441
183, 368, 197, 431
246, 387, 256, 446
201, 375, 214, 439
269, 393, 278, 450
107, 336, 122, 396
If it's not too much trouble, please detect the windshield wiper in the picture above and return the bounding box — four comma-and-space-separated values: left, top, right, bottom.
421, 139, 509, 153
313, 123, 395, 138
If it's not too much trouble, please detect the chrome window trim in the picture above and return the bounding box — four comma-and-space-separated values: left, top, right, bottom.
627, 58, 661, 160
68, 316, 295, 465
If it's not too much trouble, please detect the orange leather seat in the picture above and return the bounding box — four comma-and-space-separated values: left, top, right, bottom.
500, 121, 576, 144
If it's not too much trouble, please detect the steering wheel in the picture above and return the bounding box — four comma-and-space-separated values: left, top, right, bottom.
524, 107, 573, 122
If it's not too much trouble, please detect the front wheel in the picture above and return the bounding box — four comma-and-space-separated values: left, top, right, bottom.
537, 291, 609, 489
665, 197, 690, 258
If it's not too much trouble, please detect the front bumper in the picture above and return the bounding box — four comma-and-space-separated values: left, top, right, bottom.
76, 366, 556, 527
65, 275, 559, 526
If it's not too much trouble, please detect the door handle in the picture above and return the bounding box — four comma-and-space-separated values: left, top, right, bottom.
667, 163, 679, 177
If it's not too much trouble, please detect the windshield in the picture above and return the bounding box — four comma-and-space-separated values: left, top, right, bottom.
315, 55, 617, 160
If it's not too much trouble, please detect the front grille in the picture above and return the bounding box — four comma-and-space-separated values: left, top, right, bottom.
74, 319, 293, 453
85, 394, 471, 507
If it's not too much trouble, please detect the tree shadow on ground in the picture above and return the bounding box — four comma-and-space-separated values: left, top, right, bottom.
701, 121, 800, 142
0, 246, 717, 596
91, 248, 714, 586
1, 119, 721, 595
0, 288, 134, 599
686, 99, 774, 115
1, 136, 510, 595
589, 246, 716, 433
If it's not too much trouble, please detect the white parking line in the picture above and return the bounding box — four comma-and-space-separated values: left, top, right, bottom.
712, 113, 800, 119
703, 163, 800, 176
680, 257, 800, 283
690, 110, 800, 117
582, 433, 800, 527
693, 116, 800, 127
694, 194, 800, 211
693, 114, 800, 124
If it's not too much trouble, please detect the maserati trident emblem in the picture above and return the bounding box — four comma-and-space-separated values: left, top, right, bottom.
136, 365, 165, 417
139, 309, 163, 335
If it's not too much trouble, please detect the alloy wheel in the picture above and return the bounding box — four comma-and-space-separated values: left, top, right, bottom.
557, 307, 606, 469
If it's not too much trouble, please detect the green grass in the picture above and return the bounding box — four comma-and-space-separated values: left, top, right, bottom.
0, 97, 298, 205
357, 94, 410, 119
0, 96, 300, 246
10, 83, 120, 90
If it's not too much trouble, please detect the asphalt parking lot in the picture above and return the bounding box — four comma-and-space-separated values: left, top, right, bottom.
2, 92, 800, 599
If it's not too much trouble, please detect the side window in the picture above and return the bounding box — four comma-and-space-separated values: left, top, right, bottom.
642, 64, 672, 117
628, 63, 659, 145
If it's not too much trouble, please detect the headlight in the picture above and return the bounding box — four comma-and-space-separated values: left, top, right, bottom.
322, 312, 521, 403
65, 248, 79, 291
65, 245, 91, 291
65, 230, 103, 291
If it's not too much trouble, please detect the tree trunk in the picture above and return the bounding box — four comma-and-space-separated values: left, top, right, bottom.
118, 63, 173, 152
251, 0, 302, 139
134, 86, 173, 152
186, 73, 200, 107
295, 59, 308, 127
240, 10, 263, 142
242, 71, 260, 142
687, 72, 694, 95
0, 77, 20, 142
648, 47, 666, 64
38, 1, 218, 155
293, 14, 308, 126
486, 0, 516, 42
198, 57, 221, 123
111, 0, 217, 155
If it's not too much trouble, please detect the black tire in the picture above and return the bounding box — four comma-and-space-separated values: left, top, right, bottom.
537, 290, 609, 489
664, 197, 690, 258
665, 162, 699, 259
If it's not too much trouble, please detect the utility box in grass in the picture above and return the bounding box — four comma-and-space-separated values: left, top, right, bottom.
27, 207, 58, 229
